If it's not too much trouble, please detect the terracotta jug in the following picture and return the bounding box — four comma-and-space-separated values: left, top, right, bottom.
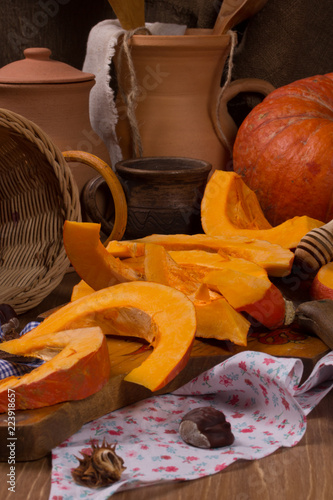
0, 47, 111, 194
115, 30, 275, 171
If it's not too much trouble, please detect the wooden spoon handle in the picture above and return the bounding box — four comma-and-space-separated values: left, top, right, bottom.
294, 220, 333, 273
108, 0, 145, 30
213, 0, 268, 35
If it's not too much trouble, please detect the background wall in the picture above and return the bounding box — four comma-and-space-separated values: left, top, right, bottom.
0, 0, 332, 123
0, 0, 221, 70
1, 0, 331, 84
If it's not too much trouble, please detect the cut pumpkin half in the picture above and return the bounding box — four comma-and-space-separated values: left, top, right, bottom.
0, 327, 110, 411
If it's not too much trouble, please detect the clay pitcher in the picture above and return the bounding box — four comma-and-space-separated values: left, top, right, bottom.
115, 30, 274, 171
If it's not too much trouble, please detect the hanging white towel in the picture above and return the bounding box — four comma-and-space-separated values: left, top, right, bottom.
82, 19, 187, 168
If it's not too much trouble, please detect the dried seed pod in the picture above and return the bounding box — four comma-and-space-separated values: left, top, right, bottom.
0, 304, 19, 339
71, 439, 126, 488
179, 407, 234, 449
295, 299, 333, 350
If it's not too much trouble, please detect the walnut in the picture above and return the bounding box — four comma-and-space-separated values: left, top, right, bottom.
179, 407, 235, 449
71, 439, 126, 488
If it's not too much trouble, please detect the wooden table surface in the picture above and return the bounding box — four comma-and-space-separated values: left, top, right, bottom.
1, 270, 332, 500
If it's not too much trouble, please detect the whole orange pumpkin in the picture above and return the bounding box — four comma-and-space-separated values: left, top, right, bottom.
233, 73, 333, 226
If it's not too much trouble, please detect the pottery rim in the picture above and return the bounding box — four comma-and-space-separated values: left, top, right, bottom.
115, 156, 212, 178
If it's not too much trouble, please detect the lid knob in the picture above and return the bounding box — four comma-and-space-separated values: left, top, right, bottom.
23, 48, 52, 61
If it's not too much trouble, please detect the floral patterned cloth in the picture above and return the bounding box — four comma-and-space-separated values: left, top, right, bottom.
49, 350, 333, 500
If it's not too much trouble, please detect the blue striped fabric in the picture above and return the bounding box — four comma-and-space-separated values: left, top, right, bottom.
0, 321, 43, 380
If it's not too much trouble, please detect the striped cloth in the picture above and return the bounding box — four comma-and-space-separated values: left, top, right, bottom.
0, 321, 43, 380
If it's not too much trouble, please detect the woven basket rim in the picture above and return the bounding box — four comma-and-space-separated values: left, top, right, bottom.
0, 107, 81, 314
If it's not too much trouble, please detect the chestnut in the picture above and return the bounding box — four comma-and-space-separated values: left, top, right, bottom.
179, 407, 235, 449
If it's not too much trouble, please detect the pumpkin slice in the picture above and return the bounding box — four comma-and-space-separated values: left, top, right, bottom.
0, 327, 110, 411
63, 221, 142, 290
195, 297, 250, 346
132, 233, 294, 277
121, 249, 270, 281
144, 243, 249, 345
71, 280, 95, 301
106, 239, 145, 259
25, 282, 197, 392
203, 269, 286, 330
201, 171, 323, 249
144, 243, 209, 298
310, 262, 333, 300
169, 249, 268, 279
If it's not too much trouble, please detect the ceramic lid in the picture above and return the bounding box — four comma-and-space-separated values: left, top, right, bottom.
0, 48, 95, 84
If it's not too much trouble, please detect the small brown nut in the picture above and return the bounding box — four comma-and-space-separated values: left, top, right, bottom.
179, 407, 235, 449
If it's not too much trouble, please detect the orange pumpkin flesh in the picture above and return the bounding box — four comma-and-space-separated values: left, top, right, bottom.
0, 327, 110, 411
143, 243, 250, 345
233, 73, 333, 225
129, 234, 294, 277
25, 282, 197, 392
310, 262, 333, 300
71, 280, 95, 301
63, 220, 142, 290
195, 298, 250, 346
201, 170, 323, 249
69, 241, 250, 346
168, 249, 268, 279
144, 243, 209, 299
204, 269, 286, 330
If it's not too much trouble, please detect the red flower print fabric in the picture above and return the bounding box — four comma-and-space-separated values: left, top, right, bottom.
49, 351, 333, 499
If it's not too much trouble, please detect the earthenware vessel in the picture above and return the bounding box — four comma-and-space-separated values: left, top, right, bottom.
115, 31, 274, 172
115, 156, 212, 238
0, 47, 110, 193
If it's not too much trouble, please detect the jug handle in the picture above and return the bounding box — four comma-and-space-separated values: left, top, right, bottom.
62, 151, 128, 244
214, 78, 275, 153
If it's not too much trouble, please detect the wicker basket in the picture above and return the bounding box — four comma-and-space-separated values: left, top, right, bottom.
0, 108, 81, 314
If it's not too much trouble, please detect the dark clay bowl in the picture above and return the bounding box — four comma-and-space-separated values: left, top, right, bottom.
115, 156, 212, 239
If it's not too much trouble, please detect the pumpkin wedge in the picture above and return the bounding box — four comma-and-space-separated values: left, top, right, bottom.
63, 221, 142, 290
26, 282, 197, 392
195, 298, 250, 346
201, 171, 323, 249
203, 269, 286, 330
144, 243, 250, 345
131, 233, 294, 277
144, 243, 210, 299
0, 327, 110, 411
71, 280, 95, 301
169, 249, 268, 279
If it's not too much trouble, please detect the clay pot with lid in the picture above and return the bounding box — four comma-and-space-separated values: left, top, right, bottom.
0, 48, 110, 193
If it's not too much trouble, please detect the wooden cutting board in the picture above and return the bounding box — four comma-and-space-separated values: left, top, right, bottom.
0, 326, 329, 462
